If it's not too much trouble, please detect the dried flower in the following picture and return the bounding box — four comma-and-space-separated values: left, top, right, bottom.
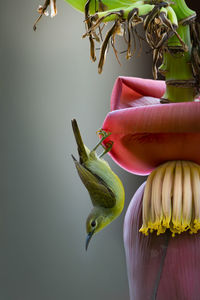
33, 0, 57, 31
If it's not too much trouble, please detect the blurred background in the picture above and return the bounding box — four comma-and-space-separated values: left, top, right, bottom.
1, 1, 198, 299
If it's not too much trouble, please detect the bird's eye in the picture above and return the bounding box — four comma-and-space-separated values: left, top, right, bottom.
91, 220, 96, 227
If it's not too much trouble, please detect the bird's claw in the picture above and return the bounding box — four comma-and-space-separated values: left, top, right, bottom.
92, 129, 112, 153
99, 141, 114, 158
96, 129, 111, 140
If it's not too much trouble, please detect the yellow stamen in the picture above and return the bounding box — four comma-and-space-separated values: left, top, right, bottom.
172, 161, 182, 235
190, 165, 200, 233
182, 161, 192, 231
139, 161, 200, 236
162, 161, 175, 228
151, 164, 166, 235
140, 170, 155, 235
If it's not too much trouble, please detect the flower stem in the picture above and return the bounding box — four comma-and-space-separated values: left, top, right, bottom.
161, 0, 197, 102
171, 0, 196, 21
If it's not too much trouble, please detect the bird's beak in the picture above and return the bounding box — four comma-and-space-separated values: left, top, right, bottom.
85, 230, 95, 251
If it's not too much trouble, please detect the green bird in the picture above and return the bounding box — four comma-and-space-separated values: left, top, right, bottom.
71, 119, 125, 250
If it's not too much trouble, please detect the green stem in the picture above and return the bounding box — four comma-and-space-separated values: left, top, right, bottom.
161, 24, 196, 102
161, 0, 196, 103
171, 0, 196, 22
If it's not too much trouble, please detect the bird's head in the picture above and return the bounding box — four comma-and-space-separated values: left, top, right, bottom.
85, 208, 111, 250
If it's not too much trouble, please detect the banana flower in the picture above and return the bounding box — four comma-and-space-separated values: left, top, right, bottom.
102, 77, 200, 299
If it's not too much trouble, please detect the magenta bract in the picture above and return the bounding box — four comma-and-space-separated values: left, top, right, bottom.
102, 77, 200, 175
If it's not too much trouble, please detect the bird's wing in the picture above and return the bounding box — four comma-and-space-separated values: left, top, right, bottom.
73, 159, 116, 208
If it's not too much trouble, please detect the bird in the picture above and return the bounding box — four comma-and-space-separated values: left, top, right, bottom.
71, 119, 125, 250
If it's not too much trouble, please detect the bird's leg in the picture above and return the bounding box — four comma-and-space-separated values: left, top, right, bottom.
99, 141, 114, 158
92, 129, 111, 152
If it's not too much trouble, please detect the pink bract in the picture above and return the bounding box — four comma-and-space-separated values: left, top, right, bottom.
102, 77, 200, 175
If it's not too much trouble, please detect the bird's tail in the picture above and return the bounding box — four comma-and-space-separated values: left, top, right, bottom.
71, 119, 88, 163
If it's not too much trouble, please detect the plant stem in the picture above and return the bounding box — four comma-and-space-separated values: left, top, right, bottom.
161, 0, 196, 103
171, 0, 196, 21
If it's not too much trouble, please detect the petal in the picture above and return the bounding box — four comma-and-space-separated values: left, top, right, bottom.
111, 77, 166, 111
124, 183, 200, 300
102, 78, 200, 175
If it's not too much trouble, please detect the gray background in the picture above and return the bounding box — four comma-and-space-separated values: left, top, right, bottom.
2, 0, 197, 299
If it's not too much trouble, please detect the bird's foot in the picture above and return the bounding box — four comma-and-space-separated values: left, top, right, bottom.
92, 129, 111, 152
99, 141, 113, 158
96, 129, 111, 139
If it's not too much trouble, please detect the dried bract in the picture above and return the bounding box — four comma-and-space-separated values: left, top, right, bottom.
83, 6, 145, 73
83, 1, 187, 76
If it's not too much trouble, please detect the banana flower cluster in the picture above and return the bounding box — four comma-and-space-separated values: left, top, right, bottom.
32, 0, 200, 297
102, 77, 200, 299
